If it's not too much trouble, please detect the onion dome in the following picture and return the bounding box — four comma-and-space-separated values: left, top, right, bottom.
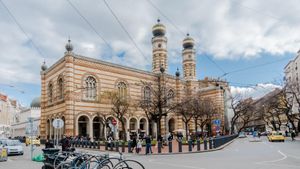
152, 19, 166, 37
175, 68, 180, 77
30, 97, 41, 108
41, 61, 48, 71
183, 33, 195, 49
65, 39, 73, 52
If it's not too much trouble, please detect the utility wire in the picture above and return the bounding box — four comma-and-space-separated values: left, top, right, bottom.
0, 0, 45, 58
66, 0, 111, 49
102, 0, 149, 62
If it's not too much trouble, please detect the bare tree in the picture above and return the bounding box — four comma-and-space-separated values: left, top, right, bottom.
192, 97, 215, 136
102, 91, 131, 141
230, 96, 255, 134
138, 71, 176, 137
175, 99, 193, 139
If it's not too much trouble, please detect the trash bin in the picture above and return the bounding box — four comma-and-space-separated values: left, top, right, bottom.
0, 147, 8, 162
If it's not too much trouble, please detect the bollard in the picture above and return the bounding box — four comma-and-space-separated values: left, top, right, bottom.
110, 141, 114, 151
128, 140, 132, 153
178, 140, 182, 152
116, 141, 119, 152
158, 141, 162, 154
82, 141, 84, 148
97, 142, 100, 150
209, 138, 212, 149
85, 141, 88, 148
105, 142, 108, 150
204, 139, 207, 150
197, 139, 200, 151
188, 140, 192, 152
168, 141, 172, 153
122, 141, 125, 153
89, 141, 92, 149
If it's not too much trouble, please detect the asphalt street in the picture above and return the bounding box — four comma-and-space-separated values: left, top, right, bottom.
0, 136, 299, 169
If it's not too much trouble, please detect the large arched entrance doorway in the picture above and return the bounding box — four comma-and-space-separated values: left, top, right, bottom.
168, 118, 175, 133
129, 118, 137, 139
93, 116, 105, 141
78, 116, 89, 137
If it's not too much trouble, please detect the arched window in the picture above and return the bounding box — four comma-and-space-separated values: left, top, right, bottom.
48, 83, 53, 103
58, 78, 64, 99
117, 82, 127, 99
144, 86, 151, 101
167, 89, 175, 103
85, 76, 97, 100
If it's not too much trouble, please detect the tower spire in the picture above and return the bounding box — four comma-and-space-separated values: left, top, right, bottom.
182, 33, 196, 81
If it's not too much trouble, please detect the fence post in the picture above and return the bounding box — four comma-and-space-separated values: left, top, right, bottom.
97, 141, 100, 150
128, 140, 132, 153
204, 139, 207, 150
209, 138, 213, 149
168, 141, 172, 153
116, 141, 119, 152
197, 139, 200, 151
122, 141, 125, 153
188, 140, 193, 152
178, 140, 182, 152
158, 141, 162, 153
105, 142, 108, 150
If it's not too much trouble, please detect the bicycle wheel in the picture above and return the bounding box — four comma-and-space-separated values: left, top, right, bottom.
113, 160, 145, 169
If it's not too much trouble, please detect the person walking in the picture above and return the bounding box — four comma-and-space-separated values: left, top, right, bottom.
145, 135, 152, 155
131, 136, 137, 153
136, 139, 142, 154
291, 130, 296, 141
61, 135, 70, 151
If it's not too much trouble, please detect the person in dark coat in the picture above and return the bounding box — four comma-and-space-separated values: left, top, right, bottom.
291, 131, 296, 141
61, 135, 70, 151
45, 139, 54, 149
131, 136, 137, 152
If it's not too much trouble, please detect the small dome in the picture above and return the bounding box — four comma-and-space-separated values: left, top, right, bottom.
41, 61, 47, 71
30, 97, 41, 108
65, 39, 73, 52
160, 65, 165, 73
152, 19, 166, 37
183, 33, 195, 49
175, 68, 180, 77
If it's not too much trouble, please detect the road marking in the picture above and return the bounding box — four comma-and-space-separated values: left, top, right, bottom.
257, 163, 300, 168
256, 150, 287, 164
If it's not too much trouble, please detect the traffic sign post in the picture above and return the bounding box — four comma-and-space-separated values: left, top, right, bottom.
53, 118, 64, 148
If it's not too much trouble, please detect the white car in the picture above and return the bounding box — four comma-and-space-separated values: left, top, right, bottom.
2, 140, 23, 155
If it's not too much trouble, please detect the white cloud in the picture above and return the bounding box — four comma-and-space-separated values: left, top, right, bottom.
0, 0, 299, 85
230, 83, 282, 99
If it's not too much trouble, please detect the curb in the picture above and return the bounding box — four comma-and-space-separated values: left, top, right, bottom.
75, 139, 236, 156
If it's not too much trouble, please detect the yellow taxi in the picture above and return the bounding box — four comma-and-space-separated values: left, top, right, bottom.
268, 131, 285, 142
25, 137, 41, 146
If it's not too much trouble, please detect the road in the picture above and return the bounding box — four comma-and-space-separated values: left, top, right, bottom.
0, 136, 299, 169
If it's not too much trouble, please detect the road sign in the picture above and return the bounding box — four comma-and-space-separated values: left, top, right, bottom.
53, 118, 64, 129
214, 119, 221, 126
112, 118, 117, 126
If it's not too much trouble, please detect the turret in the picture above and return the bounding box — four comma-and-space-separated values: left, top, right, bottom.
152, 19, 168, 73
182, 33, 196, 81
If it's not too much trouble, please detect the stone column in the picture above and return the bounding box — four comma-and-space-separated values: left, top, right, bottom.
89, 118, 93, 141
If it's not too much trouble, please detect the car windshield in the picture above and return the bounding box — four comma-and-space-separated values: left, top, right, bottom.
4, 140, 21, 146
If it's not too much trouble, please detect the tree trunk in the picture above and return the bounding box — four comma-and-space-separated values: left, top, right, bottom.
121, 122, 126, 142
157, 118, 161, 138
194, 118, 198, 133
185, 121, 189, 140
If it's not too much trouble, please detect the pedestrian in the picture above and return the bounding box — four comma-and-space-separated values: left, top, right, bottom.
131, 136, 137, 152
107, 136, 113, 148
291, 131, 296, 141
136, 139, 142, 154
168, 132, 173, 142
61, 135, 70, 151
285, 130, 289, 137
145, 135, 152, 155
45, 139, 54, 149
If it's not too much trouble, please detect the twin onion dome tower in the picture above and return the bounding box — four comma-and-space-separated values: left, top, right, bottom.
42, 19, 196, 81
151, 19, 196, 80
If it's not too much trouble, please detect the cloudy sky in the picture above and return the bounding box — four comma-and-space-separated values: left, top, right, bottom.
0, 0, 298, 106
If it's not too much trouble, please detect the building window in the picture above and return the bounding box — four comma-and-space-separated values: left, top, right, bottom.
144, 86, 151, 101
58, 78, 64, 99
85, 76, 97, 100
117, 82, 127, 99
48, 83, 53, 103
167, 89, 175, 103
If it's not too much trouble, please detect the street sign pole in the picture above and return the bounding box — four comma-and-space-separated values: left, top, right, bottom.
28, 117, 34, 160
53, 118, 64, 149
